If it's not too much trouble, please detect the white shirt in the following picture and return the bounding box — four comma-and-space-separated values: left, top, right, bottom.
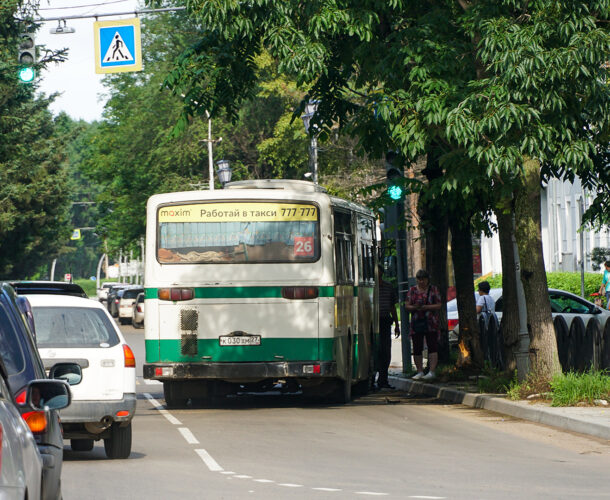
476, 294, 495, 314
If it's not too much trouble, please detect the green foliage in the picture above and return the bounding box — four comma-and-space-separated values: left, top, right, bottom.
590, 247, 610, 271
74, 278, 97, 298
550, 371, 610, 407
0, 1, 77, 279
486, 272, 607, 301
161, 0, 610, 241
476, 365, 513, 394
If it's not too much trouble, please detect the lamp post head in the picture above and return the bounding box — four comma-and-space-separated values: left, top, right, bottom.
216, 159, 232, 186
301, 100, 319, 134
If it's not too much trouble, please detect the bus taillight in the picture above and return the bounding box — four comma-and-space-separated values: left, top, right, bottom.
282, 287, 319, 300
158, 288, 194, 301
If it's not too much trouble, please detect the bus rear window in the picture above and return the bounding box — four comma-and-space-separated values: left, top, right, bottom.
157, 202, 320, 264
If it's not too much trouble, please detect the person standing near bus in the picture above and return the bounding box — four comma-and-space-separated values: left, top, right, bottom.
405, 269, 442, 381
600, 261, 610, 310
377, 266, 400, 389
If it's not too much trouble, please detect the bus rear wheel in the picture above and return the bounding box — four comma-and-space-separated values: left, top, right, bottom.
328, 339, 353, 404
163, 381, 189, 408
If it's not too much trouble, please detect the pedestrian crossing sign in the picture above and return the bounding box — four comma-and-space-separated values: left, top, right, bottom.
94, 18, 142, 74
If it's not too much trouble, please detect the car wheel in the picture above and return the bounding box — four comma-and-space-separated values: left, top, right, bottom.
71, 438, 94, 451
133, 320, 143, 329
104, 422, 132, 459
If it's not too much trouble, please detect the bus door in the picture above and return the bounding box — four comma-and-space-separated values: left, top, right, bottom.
356, 215, 376, 380
333, 211, 354, 374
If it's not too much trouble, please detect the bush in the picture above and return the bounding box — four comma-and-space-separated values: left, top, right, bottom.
485, 272, 604, 302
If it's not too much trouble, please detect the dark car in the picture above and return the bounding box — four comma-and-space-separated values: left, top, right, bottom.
0, 283, 79, 500
106, 284, 131, 317
10, 280, 88, 298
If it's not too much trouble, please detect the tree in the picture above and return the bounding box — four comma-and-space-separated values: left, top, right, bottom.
158, 0, 610, 380
0, 2, 74, 278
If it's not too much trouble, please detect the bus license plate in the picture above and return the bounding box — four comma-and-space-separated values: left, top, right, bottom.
219, 335, 261, 346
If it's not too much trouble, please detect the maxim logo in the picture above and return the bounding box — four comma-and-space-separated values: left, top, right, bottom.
160, 208, 191, 217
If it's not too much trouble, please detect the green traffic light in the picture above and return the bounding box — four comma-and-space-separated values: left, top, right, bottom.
388, 184, 403, 200
18, 66, 35, 83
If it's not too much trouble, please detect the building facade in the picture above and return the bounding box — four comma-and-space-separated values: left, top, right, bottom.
481, 178, 610, 275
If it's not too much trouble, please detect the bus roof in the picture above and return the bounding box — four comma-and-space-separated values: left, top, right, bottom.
225, 179, 327, 192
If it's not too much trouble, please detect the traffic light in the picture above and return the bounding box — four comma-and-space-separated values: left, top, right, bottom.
17, 33, 36, 83
385, 152, 404, 202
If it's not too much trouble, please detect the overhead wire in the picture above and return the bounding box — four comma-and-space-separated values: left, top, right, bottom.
39, 0, 133, 11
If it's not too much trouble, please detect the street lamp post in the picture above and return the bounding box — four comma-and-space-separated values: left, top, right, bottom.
216, 160, 232, 187
198, 110, 222, 190
301, 100, 319, 184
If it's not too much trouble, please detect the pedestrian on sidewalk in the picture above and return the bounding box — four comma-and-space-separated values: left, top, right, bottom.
600, 261, 610, 310
376, 265, 400, 389
405, 269, 441, 380
476, 281, 495, 315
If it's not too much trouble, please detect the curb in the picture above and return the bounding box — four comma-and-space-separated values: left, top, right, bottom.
389, 375, 610, 441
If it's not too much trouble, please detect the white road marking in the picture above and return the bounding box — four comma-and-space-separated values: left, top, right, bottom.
143, 393, 182, 425
137, 378, 162, 385
178, 427, 199, 444
145, 390, 391, 496
195, 448, 224, 472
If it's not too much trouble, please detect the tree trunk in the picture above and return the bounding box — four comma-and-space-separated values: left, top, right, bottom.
495, 203, 520, 374
426, 212, 449, 363
514, 159, 561, 379
422, 150, 450, 363
449, 215, 484, 368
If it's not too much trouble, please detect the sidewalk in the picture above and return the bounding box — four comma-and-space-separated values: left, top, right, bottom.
387, 337, 610, 441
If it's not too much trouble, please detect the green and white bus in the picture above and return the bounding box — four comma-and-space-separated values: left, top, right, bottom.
143, 179, 378, 406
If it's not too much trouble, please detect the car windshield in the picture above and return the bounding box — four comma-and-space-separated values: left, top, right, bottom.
32, 307, 120, 348
122, 289, 143, 300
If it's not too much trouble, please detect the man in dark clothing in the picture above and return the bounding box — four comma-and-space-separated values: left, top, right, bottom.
377, 266, 400, 389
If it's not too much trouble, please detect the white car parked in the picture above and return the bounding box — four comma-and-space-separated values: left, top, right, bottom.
447, 288, 610, 342
26, 294, 136, 459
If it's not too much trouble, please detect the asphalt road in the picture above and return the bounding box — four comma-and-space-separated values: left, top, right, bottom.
59, 324, 610, 500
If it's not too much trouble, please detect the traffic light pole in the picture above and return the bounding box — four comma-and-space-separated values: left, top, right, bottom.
384, 152, 412, 374
394, 202, 412, 374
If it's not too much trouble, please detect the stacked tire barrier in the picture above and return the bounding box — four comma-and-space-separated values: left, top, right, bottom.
554, 315, 606, 373
478, 314, 610, 373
